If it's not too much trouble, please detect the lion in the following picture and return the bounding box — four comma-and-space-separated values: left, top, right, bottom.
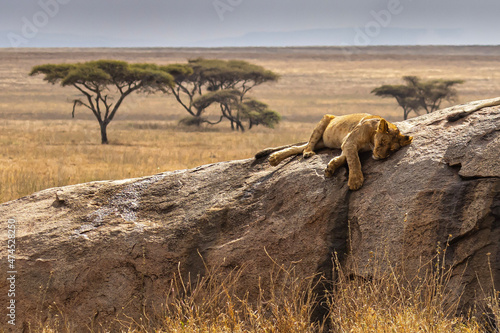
255, 113, 413, 190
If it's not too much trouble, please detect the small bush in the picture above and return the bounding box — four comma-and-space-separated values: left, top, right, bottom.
178, 116, 208, 127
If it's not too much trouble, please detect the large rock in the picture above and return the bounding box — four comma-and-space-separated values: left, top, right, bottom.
1, 99, 499, 331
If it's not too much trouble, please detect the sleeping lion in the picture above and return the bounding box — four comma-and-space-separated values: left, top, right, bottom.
255, 113, 413, 190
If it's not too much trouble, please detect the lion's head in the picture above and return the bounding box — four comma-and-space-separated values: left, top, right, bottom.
372, 119, 413, 160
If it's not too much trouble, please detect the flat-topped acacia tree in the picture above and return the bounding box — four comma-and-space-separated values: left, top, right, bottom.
372, 76, 464, 120
163, 58, 279, 130
192, 90, 281, 131
30, 60, 175, 144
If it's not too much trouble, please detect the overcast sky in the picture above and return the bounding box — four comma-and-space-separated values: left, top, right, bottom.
1, 0, 500, 47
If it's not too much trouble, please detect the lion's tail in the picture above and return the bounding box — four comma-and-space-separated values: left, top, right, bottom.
255, 142, 307, 159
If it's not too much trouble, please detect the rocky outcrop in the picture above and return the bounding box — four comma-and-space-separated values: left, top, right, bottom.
1, 99, 499, 331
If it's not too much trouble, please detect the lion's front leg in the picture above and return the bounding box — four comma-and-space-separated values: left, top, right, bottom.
303, 115, 335, 158
347, 169, 364, 191
336, 119, 380, 190
344, 147, 364, 190
325, 150, 364, 190
324, 155, 346, 178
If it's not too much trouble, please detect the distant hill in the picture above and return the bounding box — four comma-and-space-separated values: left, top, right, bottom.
0, 31, 155, 48
1, 27, 464, 48
192, 27, 463, 47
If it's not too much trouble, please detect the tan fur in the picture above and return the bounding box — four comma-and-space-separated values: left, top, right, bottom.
256, 113, 413, 190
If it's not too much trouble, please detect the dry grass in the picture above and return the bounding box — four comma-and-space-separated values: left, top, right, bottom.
0, 119, 308, 202
327, 244, 484, 333
33, 248, 494, 333
118, 260, 321, 333
2, 46, 500, 203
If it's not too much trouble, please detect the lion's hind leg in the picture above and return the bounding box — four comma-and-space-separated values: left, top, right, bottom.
303, 115, 335, 158
269, 143, 308, 166
255, 142, 307, 159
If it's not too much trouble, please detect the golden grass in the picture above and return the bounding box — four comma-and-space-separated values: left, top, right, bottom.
0, 119, 310, 203
327, 247, 484, 333
33, 248, 494, 333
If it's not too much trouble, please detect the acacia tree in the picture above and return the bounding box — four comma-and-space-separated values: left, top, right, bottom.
192, 89, 242, 126
238, 99, 281, 129
192, 90, 281, 131
30, 60, 175, 144
413, 76, 464, 113
372, 76, 464, 120
371, 83, 422, 120
164, 58, 280, 130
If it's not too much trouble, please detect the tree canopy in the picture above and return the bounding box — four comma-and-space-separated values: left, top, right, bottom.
165, 58, 280, 131
30, 60, 175, 144
191, 90, 281, 130
238, 99, 281, 129
371, 76, 464, 120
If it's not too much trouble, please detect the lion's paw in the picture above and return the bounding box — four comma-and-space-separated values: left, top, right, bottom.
324, 167, 335, 178
348, 175, 364, 191
303, 150, 316, 159
269, 153, 281, 166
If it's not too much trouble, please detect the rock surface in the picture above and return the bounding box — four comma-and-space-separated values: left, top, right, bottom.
1, 99, 499, 330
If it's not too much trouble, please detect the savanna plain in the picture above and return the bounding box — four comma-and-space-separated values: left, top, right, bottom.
1, 46, 500, 203
2, 46, 500, 331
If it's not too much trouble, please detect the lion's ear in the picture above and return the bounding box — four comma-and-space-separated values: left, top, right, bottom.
400, 135, 413, 146
377, 119, 389, 133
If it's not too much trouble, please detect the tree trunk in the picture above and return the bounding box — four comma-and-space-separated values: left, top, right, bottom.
235, 119, 245, 132
100, 122, 109, 144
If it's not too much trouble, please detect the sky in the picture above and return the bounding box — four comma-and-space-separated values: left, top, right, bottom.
1, 0, 500, 48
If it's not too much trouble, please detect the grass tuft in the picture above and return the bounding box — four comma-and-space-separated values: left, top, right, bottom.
30, 246, 498, 332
